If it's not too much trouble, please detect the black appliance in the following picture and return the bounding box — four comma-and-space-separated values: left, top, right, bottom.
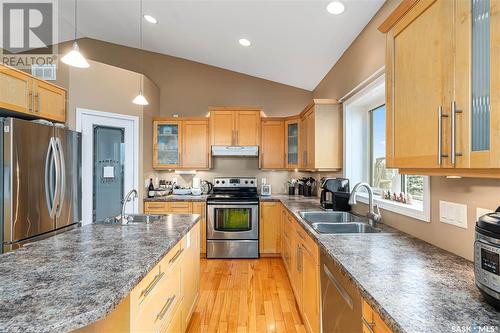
474, 207, 500, 309
320, 177, 350, 211
206, 177, 259, 259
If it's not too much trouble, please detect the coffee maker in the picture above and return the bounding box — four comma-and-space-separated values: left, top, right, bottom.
320, 178, 350, 211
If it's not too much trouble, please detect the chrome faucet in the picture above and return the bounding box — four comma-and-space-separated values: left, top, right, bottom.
348, 182, 382, 226
120, 189, 138, 225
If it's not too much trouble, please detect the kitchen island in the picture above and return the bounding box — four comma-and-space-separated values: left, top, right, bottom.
0, 214, 200, 333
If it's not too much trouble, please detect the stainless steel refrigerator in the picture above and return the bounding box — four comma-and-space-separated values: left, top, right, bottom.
1, 118, 81, 253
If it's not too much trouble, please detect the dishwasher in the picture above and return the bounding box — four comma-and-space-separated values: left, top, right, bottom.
320, 249, 362, 333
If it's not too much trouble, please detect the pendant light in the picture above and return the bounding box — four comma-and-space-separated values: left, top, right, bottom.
61, 0, 90, 68
133, 0, 149, 105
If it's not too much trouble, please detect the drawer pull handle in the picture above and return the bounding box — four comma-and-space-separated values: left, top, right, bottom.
141, 271, 165, 298
156, 294, 176, 321
362, 317, 376, 333
169, 248, 184, 265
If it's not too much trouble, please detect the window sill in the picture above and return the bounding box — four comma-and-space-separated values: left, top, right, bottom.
355, 193, 430, 222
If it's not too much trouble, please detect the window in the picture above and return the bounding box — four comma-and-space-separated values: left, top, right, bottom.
369, 105, 425, 205
344, 74, 430, 222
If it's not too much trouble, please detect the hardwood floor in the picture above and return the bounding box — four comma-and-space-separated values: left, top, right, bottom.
186, 258, 306, 333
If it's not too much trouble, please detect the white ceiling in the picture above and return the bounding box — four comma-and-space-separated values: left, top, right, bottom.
57, 0, 385, 91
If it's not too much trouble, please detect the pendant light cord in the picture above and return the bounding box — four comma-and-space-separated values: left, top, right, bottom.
74, 0, 77, 40
139, 0, 144, 91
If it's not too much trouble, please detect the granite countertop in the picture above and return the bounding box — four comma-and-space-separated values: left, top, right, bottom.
0, 214, 200, 333
269, 195, 500, 333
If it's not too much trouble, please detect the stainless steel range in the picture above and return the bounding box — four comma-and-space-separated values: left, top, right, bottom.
206, 177, 259, 259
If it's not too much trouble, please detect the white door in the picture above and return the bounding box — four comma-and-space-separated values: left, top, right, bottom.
77, 108, 139, 225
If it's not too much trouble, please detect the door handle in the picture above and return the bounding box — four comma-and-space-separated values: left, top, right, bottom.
323, 263, 353, 309
451, 101, 462, 166
45, 138, 60, 218
437, 106, 448, 165
44, 138, 54, 216
55, 138, 66, 217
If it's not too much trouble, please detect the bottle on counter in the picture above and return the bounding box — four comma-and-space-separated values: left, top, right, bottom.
148, 178, 155, 198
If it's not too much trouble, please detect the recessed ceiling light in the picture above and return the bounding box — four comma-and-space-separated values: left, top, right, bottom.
143, 14, 158, 24
326, 1, 345, 15
238, 38, 251, 47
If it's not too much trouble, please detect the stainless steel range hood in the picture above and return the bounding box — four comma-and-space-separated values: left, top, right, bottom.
211, 145, 259, 157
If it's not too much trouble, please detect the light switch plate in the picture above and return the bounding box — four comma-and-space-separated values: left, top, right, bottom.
439, 201, 468, 229
476, 207, 494, 221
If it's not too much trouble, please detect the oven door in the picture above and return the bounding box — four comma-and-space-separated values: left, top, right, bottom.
207, 203, 259, 240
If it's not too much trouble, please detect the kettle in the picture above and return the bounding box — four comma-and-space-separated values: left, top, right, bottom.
200, 180, 213, 194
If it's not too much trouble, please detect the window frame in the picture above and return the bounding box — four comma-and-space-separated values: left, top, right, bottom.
343, 73, 431, 223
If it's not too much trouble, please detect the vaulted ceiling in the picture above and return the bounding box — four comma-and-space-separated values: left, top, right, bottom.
57, 0, 385, 90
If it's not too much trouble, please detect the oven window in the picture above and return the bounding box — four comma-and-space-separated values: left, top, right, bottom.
214, 208, 252, 232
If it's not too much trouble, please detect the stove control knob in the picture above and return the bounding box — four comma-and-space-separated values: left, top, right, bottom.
222, 180, 226, 184
250, 180, 254, 184
245, 180, 249, 184
216, 180, 220, 184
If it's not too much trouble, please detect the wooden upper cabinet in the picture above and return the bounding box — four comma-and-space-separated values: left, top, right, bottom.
0, 64, 66, 123
210, 110, 234, 145
299, 100, 342, 171
209, 108, 261, 146
182, 119, 209, 169
153, 118, 209, 170
261, 119, 285, 169
235, 110, 260, 145
35, 80, 66, 123
384, 0, 455, 169
0, 65, 32, 114
380, 0, 500, 177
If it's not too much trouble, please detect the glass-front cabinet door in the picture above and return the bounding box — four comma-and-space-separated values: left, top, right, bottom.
153, 120, 181, 168
466, 0, 499, 168
285, 118, 300, 169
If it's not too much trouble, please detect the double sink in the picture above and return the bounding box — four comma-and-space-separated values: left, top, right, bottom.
299, 211, 382, 234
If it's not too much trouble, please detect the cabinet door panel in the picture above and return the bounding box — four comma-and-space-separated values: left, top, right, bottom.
211, 111, 234, 145
261, 120, 285, 169
259, 201, 281, 254
302, 245, 320, 333
285, 119, 300, 169
193, 202, 207, 255
236, 111, 260, 145
35, 80, 66, 123
183, 120, 209, 169
0, 66, 31, 114
154, 121, 182, 169
390, 0, 454, 168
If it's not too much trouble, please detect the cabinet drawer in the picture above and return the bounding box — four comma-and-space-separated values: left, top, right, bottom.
167, 202, 193, 213
135, 261, 182, 333
362, 299, 393, 333
292, 220, 319, 265
162, 300, 182, 333
144, 202, 169, 213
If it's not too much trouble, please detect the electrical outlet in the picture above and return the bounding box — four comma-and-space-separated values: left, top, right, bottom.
439, 201, 468, 229
476, 207, 494, 221
172, 177, 178, 185
262, 178, 267, 185
144, 179, 150, 188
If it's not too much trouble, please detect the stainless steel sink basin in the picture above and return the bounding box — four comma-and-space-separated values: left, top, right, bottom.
299, 211, 368, 224
312, 222, 381, 234
126, 214, 163, 224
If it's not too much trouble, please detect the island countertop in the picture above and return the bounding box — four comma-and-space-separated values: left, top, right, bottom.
0, 214, 200, 333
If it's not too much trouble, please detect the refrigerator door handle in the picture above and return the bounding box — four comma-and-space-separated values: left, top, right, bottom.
44, 138, 54, 217
55, 137, 66, 218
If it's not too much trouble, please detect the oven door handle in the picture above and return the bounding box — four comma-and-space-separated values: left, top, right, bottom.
207, 201, 260, 205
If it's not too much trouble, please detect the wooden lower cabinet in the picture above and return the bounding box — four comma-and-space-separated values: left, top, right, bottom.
280, 205, 320, 333
362, 299, 394, 333
192, 202, 207, 256
75, 223, 200, 333
259, 201, 281, 254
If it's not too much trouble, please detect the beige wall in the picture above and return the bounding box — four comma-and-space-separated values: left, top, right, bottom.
312, 0, 500, 261
57, 38, 312, 118
67, 60, 160, 202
